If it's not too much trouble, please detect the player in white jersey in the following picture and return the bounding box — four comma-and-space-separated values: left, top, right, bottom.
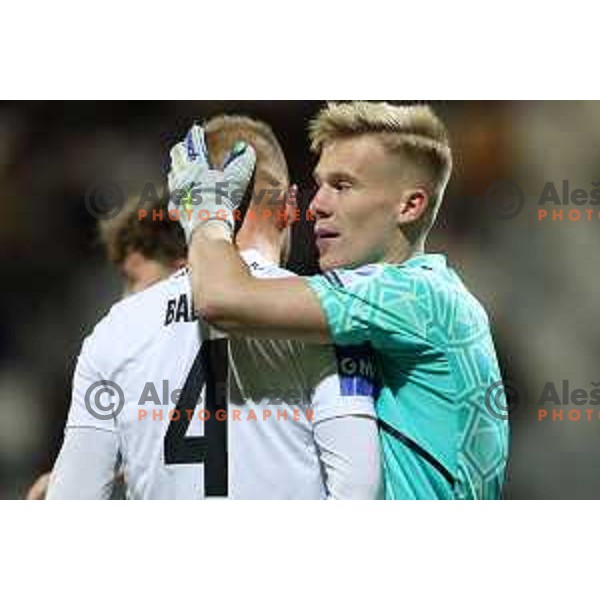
47, 115, 381, 499
27, 195, 188, 499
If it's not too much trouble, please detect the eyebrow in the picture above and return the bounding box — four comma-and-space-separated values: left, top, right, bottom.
313, 169, 357, 184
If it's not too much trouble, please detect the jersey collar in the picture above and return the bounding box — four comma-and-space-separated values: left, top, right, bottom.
240, 248, 273, 269
401, 253, 447, 270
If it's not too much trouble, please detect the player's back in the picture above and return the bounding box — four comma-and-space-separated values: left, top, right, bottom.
75, 269, 208, 498
55, 253, 377, 500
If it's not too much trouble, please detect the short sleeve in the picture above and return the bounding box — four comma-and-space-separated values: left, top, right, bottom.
307, 264, 432, 353
309, 344, 378, 424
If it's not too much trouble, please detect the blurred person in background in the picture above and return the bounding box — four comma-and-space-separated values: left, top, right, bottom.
99, 196, 188, 296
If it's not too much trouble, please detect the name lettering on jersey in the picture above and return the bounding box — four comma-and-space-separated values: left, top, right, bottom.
335, 344, 379, 397
164, 293, 198, 326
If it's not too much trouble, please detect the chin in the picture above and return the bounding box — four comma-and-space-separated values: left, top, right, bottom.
319, 253, 348, 272
318, 254, 334, 272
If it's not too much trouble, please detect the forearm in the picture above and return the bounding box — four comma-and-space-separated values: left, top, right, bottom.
189, 223, 253, 325
188, 224, 330, 342
46, 427, 119, 500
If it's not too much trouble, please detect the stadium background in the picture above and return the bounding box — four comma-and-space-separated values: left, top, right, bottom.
1, 100, 598, 499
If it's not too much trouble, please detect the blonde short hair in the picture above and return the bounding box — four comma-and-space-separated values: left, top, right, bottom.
204, 115, 289, 186
309, 102, 452, 225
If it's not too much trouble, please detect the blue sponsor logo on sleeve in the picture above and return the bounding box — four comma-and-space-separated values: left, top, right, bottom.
334, 344, 379, 397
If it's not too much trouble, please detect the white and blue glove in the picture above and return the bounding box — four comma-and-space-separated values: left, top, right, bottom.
167, 124, 256, 242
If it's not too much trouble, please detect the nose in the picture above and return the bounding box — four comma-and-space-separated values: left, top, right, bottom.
309, 186, 332, 220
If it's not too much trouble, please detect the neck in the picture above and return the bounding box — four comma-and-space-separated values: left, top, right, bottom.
382, 233, 425, 265
236, 219, 282, 265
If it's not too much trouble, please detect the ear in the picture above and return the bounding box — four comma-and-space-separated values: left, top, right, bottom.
276, 184, 298, 232
396, 188, 429, 225
170, 258, 188, 271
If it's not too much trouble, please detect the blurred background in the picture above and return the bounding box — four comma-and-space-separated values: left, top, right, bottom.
1, 100, 599, 499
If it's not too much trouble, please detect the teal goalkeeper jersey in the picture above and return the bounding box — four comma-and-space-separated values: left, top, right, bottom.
307, 254, 509, 500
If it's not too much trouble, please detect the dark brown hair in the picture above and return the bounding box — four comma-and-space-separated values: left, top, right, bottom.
98, 195, 186, 266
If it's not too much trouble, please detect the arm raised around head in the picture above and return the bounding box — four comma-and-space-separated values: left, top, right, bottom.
189, 222, 330, 343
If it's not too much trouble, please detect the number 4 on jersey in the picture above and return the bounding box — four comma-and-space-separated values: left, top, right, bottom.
163, 339, 228, 496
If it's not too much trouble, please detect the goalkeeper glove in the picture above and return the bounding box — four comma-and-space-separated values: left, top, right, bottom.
167, 124, 256, 242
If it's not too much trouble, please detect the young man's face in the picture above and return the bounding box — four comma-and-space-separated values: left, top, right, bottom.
120, 251, 178, 296
310, 135, 408, 271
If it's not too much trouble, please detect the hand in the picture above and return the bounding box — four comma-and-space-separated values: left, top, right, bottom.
26, 472, 51, 500
167, 124, 256, 242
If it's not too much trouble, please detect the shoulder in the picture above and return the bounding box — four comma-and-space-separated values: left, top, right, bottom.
99, 268, 189, 331
309, 264, 385, 295
84, 269, 191, 365
375, 254, 455, 299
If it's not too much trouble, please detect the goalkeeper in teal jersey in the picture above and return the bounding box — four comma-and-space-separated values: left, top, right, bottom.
307, 258, 507, 499
168, 101, 509, 500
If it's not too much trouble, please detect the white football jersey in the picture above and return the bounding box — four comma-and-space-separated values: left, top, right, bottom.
53, 250, 377, 499
228, 250, 377, 498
